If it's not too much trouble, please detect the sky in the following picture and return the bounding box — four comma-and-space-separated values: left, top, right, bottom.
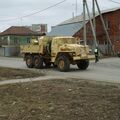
0, 0, 119, 32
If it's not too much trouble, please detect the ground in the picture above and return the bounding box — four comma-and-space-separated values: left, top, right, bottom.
0, 67, 44, 80
0, 79, 120, 120
0, 57, 120, 120
0, 57, 120, 83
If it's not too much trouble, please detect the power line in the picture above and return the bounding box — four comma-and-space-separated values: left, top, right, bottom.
108, 0, 120, 4
22, 0, 67, 18
0, 0, 67, 22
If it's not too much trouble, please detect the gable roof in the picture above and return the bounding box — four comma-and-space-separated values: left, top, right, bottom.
47, 22, 84, 36
58, 7, 120, 26
0, 26, 44, 36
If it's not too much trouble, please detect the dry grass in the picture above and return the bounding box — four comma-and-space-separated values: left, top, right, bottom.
0, 67, 44, 80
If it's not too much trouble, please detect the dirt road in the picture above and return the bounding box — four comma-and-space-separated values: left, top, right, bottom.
0, 57, 120, 83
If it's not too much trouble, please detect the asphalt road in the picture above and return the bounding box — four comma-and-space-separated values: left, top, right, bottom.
0, 57, 120, 83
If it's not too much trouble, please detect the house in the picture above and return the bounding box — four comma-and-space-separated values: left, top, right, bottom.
48, 7, 120, 54
0, 26, 45, 56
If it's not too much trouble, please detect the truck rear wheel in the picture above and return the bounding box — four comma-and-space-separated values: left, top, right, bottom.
34, 55, 43, 69
77, 60, 89, 70
57, 55, 70, 72
25, 55, 33, 68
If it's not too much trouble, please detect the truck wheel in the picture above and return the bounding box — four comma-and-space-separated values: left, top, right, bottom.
53, 63, 57, 68
25, 55, 33, 68
44, 59, 51, 68
77, 60, 89, 70
34, 55, 43, 69
57, 55, 70, 72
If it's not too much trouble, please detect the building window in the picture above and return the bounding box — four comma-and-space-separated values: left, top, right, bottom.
14, 37, 19, 45
27, 38, 30, 43
104, 17, 110, 30
87, 26, 92, 34
119, 22, 120, 30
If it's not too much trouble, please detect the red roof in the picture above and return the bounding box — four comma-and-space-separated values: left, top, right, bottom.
0, 26, 45, 36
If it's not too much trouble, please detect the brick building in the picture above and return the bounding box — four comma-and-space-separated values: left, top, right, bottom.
48, 7, 120, 54
74, 7, 120, 54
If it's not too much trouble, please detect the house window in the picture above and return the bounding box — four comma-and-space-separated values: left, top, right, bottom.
14, 37, 19, 45
104, 18, 110, 30
27, 38, 30, 43
87, 26, 92, 34
14, 39, 17, 44
119, 24, 120, 30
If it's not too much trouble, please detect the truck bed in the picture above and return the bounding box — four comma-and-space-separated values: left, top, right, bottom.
20, 45, 40, 53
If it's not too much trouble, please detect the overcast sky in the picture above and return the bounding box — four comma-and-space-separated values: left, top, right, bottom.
0, 0, 119, 32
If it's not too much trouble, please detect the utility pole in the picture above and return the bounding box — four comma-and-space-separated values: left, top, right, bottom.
94, 0, 114, 54
83, 0, 87, 45
93, 0, 96, 37
85, 0, 98, 47
93, 0, 97, 48
20, 17, 23, 26
83, 0, 98, 47
82, 0, 114, 55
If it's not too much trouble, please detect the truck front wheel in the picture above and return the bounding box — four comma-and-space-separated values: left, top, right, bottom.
34, 55, 43, 69
77, 60, 89, 70
57, 55, 70, 72
25, 55, 33, 68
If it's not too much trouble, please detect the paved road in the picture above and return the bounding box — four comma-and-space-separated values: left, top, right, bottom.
0, 57, 120, 83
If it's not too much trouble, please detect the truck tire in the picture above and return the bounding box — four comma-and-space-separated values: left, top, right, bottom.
117, 52, 120, 57
44, 59, 51, 68
25, 55, 33, 68
77, 60, 89, 70
34, 55, 43, 69
57, 55, 70, 72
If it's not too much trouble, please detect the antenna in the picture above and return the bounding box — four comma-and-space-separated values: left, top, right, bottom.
20, 17, 23, 26
76, 0, 78, 16
72, 12, 75, 18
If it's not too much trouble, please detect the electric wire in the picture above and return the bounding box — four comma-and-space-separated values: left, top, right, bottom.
108, 0, 120, 4
0, 0, 67, 22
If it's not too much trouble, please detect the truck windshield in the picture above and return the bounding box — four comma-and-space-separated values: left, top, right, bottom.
58, 38, 77, 44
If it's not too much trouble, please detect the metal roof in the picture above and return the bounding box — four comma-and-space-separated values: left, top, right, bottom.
47, 22, 84, 36
58, 7, 120, 26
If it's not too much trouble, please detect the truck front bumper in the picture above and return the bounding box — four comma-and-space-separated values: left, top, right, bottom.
73, 55, 95, 61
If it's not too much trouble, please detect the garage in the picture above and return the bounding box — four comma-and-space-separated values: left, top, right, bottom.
0, 47, 5, 56
0, 46, 19, 57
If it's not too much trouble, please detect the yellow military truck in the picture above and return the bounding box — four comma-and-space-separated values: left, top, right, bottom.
21, 36, 94, 72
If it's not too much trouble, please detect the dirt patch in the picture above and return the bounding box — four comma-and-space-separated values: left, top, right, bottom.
0, 79, 120, 120
0, 67, 44, 80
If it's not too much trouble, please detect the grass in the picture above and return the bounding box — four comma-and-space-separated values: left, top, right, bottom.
0, 67, 44, 80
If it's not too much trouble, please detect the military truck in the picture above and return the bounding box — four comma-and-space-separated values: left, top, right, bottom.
21, 36, 94, 72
